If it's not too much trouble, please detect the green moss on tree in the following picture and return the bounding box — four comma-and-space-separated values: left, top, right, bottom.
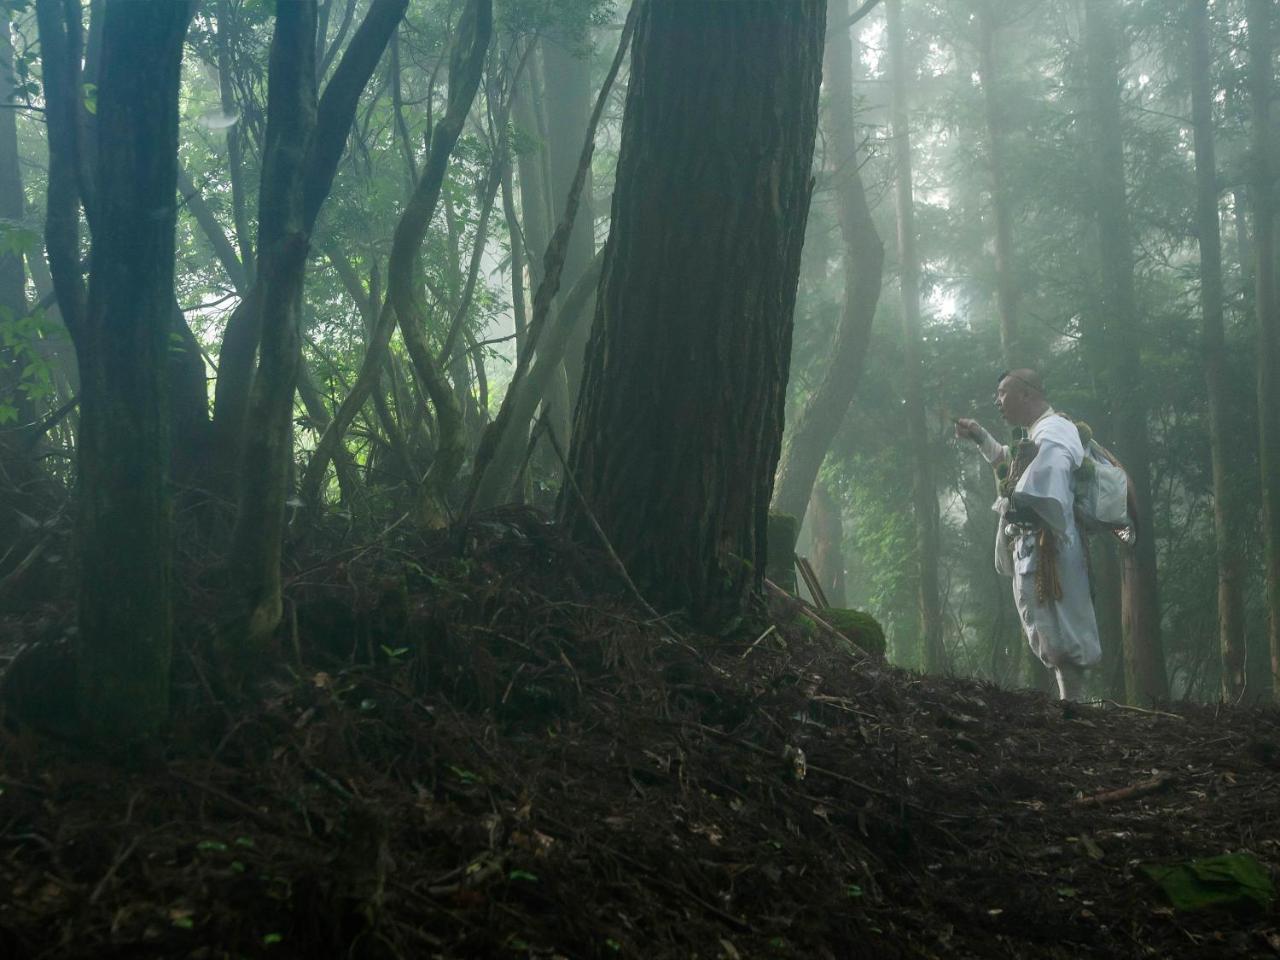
824, 608, 887, 658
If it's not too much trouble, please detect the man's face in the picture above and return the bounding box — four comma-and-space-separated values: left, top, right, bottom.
995, 376, 1029, 426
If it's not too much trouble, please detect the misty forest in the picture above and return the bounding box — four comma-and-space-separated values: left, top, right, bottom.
2, 0, 1280, 955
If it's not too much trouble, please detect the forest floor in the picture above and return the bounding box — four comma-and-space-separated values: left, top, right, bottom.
1, 506, 1278, 959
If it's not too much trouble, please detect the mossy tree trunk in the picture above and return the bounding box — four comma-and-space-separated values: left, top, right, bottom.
37, 0, 193, 743
561, 0, 826, 631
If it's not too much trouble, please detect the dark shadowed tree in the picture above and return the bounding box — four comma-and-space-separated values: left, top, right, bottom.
1246, 0, 1280, 698
561, 0, 827, 631
36, 0, 192, 742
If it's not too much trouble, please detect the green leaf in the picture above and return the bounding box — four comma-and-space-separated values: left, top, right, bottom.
1140, 853, 1275, 912
197, 839, 228, 853
508, 869, 538, 882
262, 932, 285, 946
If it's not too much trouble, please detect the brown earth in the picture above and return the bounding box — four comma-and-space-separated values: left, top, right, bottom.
0, 506, 1277, 959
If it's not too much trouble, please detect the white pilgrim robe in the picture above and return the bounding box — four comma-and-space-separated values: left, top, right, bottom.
976, 410, 1102, 670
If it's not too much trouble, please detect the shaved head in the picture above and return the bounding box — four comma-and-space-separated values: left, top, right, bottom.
997, 368, 1045, 397
995, 369, 1050, 427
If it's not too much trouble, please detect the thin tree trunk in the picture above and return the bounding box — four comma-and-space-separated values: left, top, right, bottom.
976, 0, 1022, 367
771, 0, 884, 527
225, 0, 318, 661
886, 0, 946, 674
809, 481, 848, 608
561, 0, 826, 630
1083, 0, 1167, 703
1247, 0, 1280, 699
217, 0, 255, 283
1189, 0, 1247, 701
541, 29, 596, 400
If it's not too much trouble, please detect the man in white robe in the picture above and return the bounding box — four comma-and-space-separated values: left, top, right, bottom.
955, 370, 1101, 700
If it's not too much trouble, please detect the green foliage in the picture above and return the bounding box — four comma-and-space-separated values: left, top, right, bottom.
1140, 853, 1275, 913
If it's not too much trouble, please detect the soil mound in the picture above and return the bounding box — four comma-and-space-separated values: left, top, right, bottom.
1, 507, 1277, 958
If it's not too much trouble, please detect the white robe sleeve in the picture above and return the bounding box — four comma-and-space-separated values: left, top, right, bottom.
971, 424, 1008, 465
1011, 440, 1077, 536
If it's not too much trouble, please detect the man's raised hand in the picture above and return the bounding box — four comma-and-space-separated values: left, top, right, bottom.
953, 417, 982, 442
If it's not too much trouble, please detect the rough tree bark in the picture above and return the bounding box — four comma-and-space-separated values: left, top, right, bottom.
1083, 0, 1168, 702
886, 0, 946, 674
37, 0, 192, 743
561, 0, 826, 631
771, 0, 884, 528
1247, 0, 1280, 699
1189, 0, 1247, 701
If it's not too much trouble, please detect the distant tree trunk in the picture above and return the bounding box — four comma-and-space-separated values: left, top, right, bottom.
1083, 0, 1168, 702
976, 0, 1022, 367
541, 30, 596, 401
1189, 0, 1247, 701
511, 60, 572, 470
39, 0, 192, 743
886, 0, 946, 674
225, 0, 318, 659
561, 0, 826, 631
1247, 0, 1280, 699
771, 0, 884, 527
809, 482, 848, 608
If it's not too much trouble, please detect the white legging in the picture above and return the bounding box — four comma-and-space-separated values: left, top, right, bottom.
1054, 662, 1088, 701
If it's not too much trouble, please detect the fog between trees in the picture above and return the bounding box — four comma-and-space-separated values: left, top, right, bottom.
2, 0, 1279, 742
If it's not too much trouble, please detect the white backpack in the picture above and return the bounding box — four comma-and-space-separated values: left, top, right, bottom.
1073, 429, 1131, 533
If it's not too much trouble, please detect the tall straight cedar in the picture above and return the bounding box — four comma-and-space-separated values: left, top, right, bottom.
562, 0, 827, 630
1083, 0, 1167, 702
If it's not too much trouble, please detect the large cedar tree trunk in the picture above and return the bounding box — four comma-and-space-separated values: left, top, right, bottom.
886, 0, 946, 673
771, 0, 884, 526
1083, 0, 1168, 702
561, 0, 826, 631
1189, 0, 1247, 700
